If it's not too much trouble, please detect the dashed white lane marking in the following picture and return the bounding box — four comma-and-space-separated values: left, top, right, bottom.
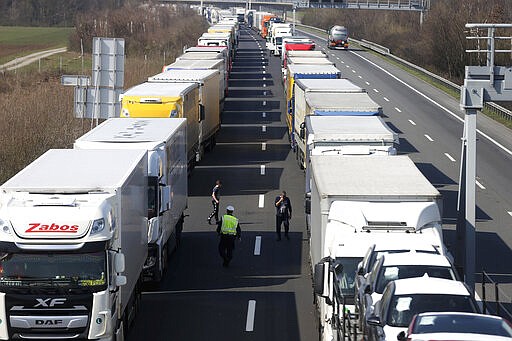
373, 88, 379, 93
358, 75, 362, 79
254, 236, 262, 255
408, 119, 416, 125
262, 100, 266, 106
365, 81, 370, 85
262, 125, 266, 132
445, 153, 456, 162
336, 56, 340, 60
394, 107, 402, 113
245, 300, 256, 331
476, 180, 486, 190
352, 70, 356, 73
340, 60, 345, 64
424, 134, 434, 142
350, 50, 512, 157
345, 65, 350, 68
260, 165, 265, 175
261, 142, 266, 150
262, 112, 266, 118
258, 194, 264, 208
263, 77, 266, 81
263, 65, 266, 69
263, 83, 267, 87
383, 97, 390, 102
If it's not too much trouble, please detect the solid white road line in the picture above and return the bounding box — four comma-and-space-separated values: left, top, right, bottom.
445, 153, 456, 162
258, 194, 264, 208
408, 119, 416, 125
260, 165, 265, 175
254, 236, 262, 255
350, 51, 512, 157
476, 180, 486, 190
245, 300, 256, 331
261, 142, 266, 150
425, 134, 434, 142
262, 125, 266, 132
383, 97, 390, 102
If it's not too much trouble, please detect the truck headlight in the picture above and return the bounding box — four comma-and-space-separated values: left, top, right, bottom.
170, 109, 178, 118
91, 218, 105, 235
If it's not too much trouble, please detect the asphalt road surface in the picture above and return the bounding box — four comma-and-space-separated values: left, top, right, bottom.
127, 27, 317, 340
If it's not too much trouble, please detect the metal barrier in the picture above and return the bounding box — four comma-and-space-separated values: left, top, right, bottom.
294, 23, 512, 120
481, 271, 512, 321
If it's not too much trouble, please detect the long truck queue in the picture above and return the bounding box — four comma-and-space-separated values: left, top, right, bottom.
0, 6, 505, 341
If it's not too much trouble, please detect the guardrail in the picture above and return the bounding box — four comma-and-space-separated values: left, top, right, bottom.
293, 23, 512, 120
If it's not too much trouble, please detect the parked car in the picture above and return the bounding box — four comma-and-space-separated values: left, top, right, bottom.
364, 277, 479, 341
397, 312, 512, 341
357, 252, 458, 333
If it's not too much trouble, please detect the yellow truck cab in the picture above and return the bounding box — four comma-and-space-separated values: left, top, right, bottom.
120, 82, 201, 165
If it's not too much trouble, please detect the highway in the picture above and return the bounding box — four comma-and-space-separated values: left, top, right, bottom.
127, 25, 512, 339
127, 27, 317, 340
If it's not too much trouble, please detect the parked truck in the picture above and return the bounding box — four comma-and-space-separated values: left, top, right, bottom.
183, 46, 231, 72
0, 148, 148, 340
328, 25, 349, 49
162, 59, 227, 102
119, 81, 202, 167
284, 64, 342, 139
74, 118, 187, 283
307, 155, 445, 341
292, 78, 381, 153
148, 69, 221, 150
267, 23, 292, 55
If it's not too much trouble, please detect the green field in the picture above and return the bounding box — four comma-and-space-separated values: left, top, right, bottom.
0, 26, 73, 64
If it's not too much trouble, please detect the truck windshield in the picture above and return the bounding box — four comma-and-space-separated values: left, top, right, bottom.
334, 257, 362, 296
0, 251, 107, 290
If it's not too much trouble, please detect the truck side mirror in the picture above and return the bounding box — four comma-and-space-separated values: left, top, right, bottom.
115, 253, 125, 273
313, 261, 329, 297
199, 104, 205, 122
305, 192, 311, 215
299, 122, 305, 140
160, 185, 171, 213
115, 275, 127, 287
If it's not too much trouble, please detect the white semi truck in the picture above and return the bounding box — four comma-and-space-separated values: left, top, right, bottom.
74, 118, 187, 282
0, 148, 148, 340
307, 155, 445, 341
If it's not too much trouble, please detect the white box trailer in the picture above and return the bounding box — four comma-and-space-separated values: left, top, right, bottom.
303, 115, 398, 192
293, 78, 376, 164
184, 46, 231, 73
120, 82, 201, 167
162, 59, 226, 103
0, 149, 148, 340
198, 32, 234, 61
287, 57, 334, 66
308, 155, 445, 341
149, 69, 221, 151
74, 118, 188, 282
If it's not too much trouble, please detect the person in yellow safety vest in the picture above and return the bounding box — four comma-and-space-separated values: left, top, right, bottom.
216, 205, 241, 268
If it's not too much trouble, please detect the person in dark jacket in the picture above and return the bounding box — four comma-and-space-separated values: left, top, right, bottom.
275, 190, 292, 241
217, 205, 241, 267
207, 179, 222, 225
